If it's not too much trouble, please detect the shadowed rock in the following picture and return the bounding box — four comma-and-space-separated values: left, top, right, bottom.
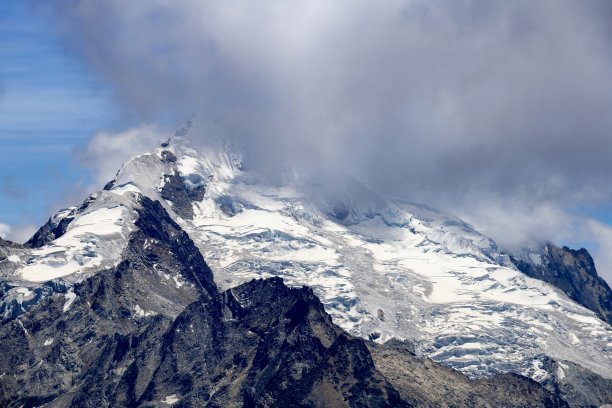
136, 277, 407, 407
539, 357, 612, 408
368, 339, 569, 408
0, 276, 407, 407
511, 243, 612, 325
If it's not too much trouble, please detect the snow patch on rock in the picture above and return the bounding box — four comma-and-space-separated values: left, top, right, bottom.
160, 395, 180, 405
133, 304, 156, 318
63, 290, 77, 312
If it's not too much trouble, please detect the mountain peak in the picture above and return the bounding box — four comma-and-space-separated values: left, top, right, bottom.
1, 123, 611, 389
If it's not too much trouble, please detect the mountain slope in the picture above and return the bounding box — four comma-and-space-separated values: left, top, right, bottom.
0, 195, 217, 406
538, 356, 612, 408
0, 255, 406, 407
511, 243, 612, 325
81, 135, 611, 382
135, 278, 407, 407
1, 128, 611, 404
368, 339, 570, 408
0, 267, 570, 407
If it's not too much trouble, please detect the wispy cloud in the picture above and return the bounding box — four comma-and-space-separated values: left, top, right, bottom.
0, 223, 10, 239
80, 124, 164, 186
584, 220, 612, 282
0, 1, 117, 236
4, 223, 38, 244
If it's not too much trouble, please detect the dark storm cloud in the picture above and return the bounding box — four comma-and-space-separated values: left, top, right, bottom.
44, 1, 612, 255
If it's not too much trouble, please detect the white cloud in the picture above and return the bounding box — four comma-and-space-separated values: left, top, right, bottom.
458, 200, 575, 251
0, 223, 11, 239
81, 124, 164, 186
583, 220, 612, 285
45, 0, 612, 284
50, 0, 612, 206
0, 223, 39, 244
463, 205, 612, 285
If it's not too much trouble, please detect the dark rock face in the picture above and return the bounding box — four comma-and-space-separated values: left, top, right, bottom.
0, 237, 22, 248
136, 278, 407, 408
0, 280, 65, 322
511, 243, 612, 325
215, 195, 243, 217
160, 150, 177, 163
331, 202, 350, 221
0, 237, 22, 270
25, 193, 99, 248
1, 196, 404, 407
0, 276, 406, 407
0, 197, 217, 407
0, 263, 175, 407
368, 340, 569, 408
0, 197, 582, 408
131, 196, 217, 302
540, 357, 612, 408
24, 210, 76, 248
159, 172, 206, 220
0, 269, 572, 408
0, 196, 217, 324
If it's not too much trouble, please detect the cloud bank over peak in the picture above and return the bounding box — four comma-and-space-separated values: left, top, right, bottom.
42, 0, 612, 280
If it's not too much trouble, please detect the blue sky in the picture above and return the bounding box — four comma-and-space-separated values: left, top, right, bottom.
0, 1, 117, 237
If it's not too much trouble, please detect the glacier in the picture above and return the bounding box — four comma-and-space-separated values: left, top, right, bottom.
1, 132, 610, 384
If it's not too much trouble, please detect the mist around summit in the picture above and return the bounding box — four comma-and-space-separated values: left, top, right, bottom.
32, 0, 612, 283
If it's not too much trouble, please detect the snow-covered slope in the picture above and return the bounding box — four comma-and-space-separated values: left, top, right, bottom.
2, 132, 610, 384
4, 190, 138, 284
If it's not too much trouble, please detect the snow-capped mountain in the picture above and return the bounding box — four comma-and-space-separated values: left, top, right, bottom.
1, 125, 610, 398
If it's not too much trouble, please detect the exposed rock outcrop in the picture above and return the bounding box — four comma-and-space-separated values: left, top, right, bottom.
511, 243, 612, 325
368, 340, 569, 408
